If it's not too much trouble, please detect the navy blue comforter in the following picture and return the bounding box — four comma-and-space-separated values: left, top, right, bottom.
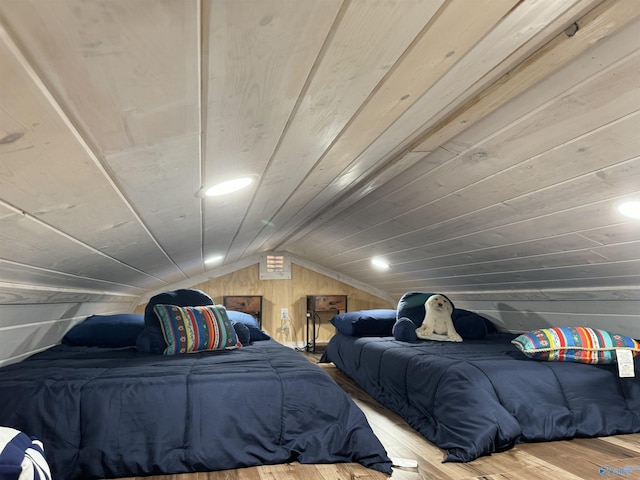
322, 332, 640, 462
0, 340, 391, 479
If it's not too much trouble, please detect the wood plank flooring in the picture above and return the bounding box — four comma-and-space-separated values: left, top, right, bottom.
114, 351, 640, 480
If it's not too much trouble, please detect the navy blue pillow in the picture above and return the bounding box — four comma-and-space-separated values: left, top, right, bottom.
136, 325, 166, 354
395, 291, 492, 340
226, 310, 270, 342
330, 309, 397, 337
452, 309, 492, 339
63, 313, 145, 348
392, 317, 419, 342
144, 289, 214, 328
231, 321, 251, 346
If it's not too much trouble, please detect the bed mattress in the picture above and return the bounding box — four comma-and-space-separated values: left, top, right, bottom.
322, 332, 640, 462
0, 339, 391, 479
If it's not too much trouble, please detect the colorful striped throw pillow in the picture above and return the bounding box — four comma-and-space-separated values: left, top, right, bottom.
512, 327, 640, 364
154, 304, 241, 355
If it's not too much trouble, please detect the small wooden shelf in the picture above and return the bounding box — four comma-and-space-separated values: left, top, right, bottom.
223, 295, 263, 327
306, 295, 347, 353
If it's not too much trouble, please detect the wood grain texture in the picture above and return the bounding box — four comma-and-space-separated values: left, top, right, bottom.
413, 0, 640, 153
222, 0, 451, 262
0, 300, 134, 366
187, 263, 393, 344
1, 0, 639, 361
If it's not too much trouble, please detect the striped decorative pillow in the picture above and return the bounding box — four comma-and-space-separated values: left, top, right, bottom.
512, 327, 640, 364
154, 304, 241, 355
0, 427, 52, 480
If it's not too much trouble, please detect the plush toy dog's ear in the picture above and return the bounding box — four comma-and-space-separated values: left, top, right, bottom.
392, 317, 418, 342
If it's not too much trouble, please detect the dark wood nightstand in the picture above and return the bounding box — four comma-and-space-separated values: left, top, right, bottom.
223, 295, 263, 327
306, 295, 347, 353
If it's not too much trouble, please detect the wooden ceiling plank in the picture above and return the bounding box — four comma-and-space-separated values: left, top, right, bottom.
0, 258, 148, 294
413, 0, 640, 153
225, 0, 447, 261
279, 147, 457, 249
257, 0, 516, 246
290, 127, 640, 266
294, 185, 640, 274
352, 226, 640, 276
0, 205, 166, 289
346, 242, 640, 283
344, 234, 607, 276
262, 0, 608, 253
201, 0, 342, 261
104, 136, 204, 277
343, 0, 602, 182
378, 261, 640, 289
0, 0, 201, 154
202, 0, 343, 184
317, 164, 640, 269
381, 107, 640, 237
0, 260, 148, 296
0, 282, 138, 306
287, 50, 640, 260
0, 6, 188, 280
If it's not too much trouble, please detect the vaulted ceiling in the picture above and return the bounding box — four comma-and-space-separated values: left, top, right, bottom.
0, 0, 639, 304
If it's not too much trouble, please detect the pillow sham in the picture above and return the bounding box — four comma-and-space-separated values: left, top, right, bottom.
512, 327, 640, 364
154, 304, 241, 355
62, 313, 144, 348
330, 310, 397, 337
226, 310, 270, 341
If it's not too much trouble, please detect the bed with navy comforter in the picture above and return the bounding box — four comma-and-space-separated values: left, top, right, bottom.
321, 331, 640, 463
0, 339, 392, 479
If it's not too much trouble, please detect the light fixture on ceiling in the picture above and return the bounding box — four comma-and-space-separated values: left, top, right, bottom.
371, 257, 390, 270
198, 176, 255, 198
617, 200, 640, 220
204, 255, 224, 265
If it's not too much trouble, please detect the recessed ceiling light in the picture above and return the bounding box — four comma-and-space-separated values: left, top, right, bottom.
617, 201, 640, 219
204, 255, 224, 264
371, 257, 390, 270
201, 176, 254, 197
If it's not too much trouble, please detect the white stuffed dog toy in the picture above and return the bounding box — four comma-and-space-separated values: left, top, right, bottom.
415, 294, 462, 342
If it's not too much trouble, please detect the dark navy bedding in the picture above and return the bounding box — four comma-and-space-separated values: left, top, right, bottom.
0, 340, 391, 479
321, 332, 640, 462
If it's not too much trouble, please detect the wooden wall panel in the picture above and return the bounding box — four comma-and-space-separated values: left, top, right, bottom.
0, 261, 149, 295
170, 264, 395, 346
0, 300, 134, 367
457, 298, 640, 339
0, 284, 137, 306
